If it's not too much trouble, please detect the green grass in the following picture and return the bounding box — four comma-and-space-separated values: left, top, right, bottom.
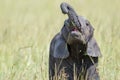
0, 0, 120, 80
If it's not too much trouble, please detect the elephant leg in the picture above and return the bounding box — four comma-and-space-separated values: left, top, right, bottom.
49, 57, 73, 80
49, 55, 56, 80
85, 64, 100, 80
57, 59, 74, 80
83, 56, 100, 80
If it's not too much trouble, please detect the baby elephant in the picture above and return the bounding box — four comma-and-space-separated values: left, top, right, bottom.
49, 2, 101, 80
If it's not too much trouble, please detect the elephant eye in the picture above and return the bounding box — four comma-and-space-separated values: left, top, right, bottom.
86, 23, 89, 26
86, 21, 90, 26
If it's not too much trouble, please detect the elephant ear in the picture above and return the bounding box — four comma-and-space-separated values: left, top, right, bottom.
53, 33, 69, 59
87, 38, 102, 57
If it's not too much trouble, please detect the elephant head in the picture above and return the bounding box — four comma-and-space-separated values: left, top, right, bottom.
52, 2, 101, 59
60, 2, 94, 44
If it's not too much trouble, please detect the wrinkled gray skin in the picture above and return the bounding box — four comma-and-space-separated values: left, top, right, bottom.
49, 2, 101, 80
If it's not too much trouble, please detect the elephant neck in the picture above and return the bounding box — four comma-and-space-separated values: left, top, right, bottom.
67, 42, 87, 59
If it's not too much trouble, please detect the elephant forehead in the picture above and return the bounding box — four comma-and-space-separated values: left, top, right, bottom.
78, 16, 87, 27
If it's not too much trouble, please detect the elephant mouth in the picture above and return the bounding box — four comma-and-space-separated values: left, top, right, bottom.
71, 26, 81, 35
69, 26, 86, 44
72, 27, 78, 31
71, 26, 79, 32
70, 30, 81, 38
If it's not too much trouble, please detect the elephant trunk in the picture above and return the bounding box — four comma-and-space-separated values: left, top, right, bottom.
60, 2, 81, 30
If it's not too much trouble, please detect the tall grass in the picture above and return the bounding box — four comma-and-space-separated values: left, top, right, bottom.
0, 0, 119, 80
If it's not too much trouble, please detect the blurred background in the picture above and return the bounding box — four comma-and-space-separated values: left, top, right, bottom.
0, 0, 120, 80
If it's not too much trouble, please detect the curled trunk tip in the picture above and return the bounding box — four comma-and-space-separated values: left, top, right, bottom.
60, 2, 75, 14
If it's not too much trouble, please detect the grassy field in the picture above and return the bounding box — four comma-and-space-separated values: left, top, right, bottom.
0, 0, 120, 80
